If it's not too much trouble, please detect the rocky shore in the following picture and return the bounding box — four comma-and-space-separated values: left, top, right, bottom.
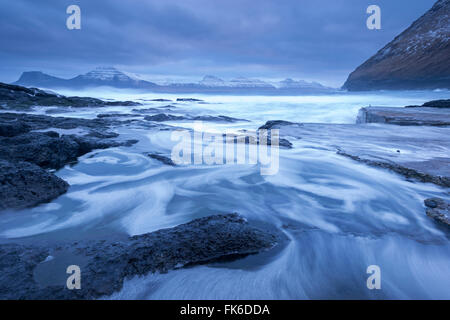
357, 99, 450, 126
0, 82, 140, 110
0, 111, 138, 210
259, 99, 449, 226
0, 213, 286, 299
424, 197, 450, 226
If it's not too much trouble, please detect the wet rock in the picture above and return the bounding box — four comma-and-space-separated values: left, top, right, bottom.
176, 98, 204, 102
0, 112, 108, 131
256, 120, 450, 187
132, 106, 177, 114
192, 115, 247, 123
0, 132, 134, 170
424, 197, 450, 227
337, 150, 450, 187
132, 108, 162, 114
0, 82, 141, 110
0, 160, 69, 210
147, 153, 176, 166
342, 0, 450, 91
356, 106, 450, 126
0, 213, 285, 299
258, 120, 296, 130
96, 113, 138, 118
144, 114, 185, 122
0, 121, 31, 137
144, 113, 247, 123
422, 99, 450, 108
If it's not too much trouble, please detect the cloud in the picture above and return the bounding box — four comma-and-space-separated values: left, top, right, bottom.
0, 0, 437, 86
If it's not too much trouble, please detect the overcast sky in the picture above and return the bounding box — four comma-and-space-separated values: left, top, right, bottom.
0, 0, 436, 87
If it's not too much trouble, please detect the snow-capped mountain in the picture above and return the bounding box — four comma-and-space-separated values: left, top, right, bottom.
14, 68, 333, 93
198, 75, 274, 88
343, 0, 450, 91
15, 67, 157, 89
227, 77, 275, 88
77, 67, 134, 82
70, 67, 157, 88
199, 75, 226, 87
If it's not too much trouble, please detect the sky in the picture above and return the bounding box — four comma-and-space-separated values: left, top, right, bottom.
0, 0, 437, 87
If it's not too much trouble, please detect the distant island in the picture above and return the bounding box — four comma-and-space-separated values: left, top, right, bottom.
13, 67, 334, 95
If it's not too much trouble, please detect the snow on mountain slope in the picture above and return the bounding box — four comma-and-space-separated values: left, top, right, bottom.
343, 0, 450, 91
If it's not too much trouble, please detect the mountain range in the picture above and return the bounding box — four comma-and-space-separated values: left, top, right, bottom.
343, 0, 450, 91
13, 67, 334, 94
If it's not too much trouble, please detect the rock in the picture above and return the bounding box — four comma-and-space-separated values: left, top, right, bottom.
0, 121, 31, 137
356, 106, 450, 126
255, 120, 450, 187
96, 113, 138, 118
0, 160, 69, 210
0, 112, 109, 131
147, 153, 176, 166
0, 132, 135, 170
342, 0, 450, 91
0, 214, 285, 299
424, 197, 450, 226
337, 150, 450, 187
176, 98, 204, 102
132, 105, 177, 114
422, 99, 450, 108
0, 112, 139, 211
144, 114, 185, 122
132, 108, 162, 114
144, 113, 246, 123
0, 82, 141, 110
258, 120, 297, 130
192, 115, 247, 123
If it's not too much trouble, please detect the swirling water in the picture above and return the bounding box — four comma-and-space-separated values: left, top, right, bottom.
0, 90, 449, 299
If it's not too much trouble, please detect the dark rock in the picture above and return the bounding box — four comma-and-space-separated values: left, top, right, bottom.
405, 99, 450, 109
144, 114, 185, 122
337, 150, 450, 187
147, 153, 176, 166
84, 131, 119, 139
0, 160, 69, 210
144, 113, 247, 123
0, 214, 285, 299
256, 120, 450, 187
424, 197, 450, 226
192, 115, 247, 123
0, 82, 141, 110
259, 120, 296, 130
14, 68, 158, 91
96, 113, 137, 118
0, 121, 31, 137
176, 98, 204, 102
0, 132, 134, 170
158, 104, 177, 109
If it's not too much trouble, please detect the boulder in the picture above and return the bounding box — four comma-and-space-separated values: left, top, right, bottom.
0, 160, 69, 210
424, 197, 450, 226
